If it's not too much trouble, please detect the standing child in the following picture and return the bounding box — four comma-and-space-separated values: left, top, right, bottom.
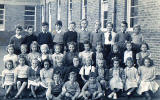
61, 72, 80, 100
40, 44, 52, 61
124, 57, 139, 96
90, 20, 104, 51
137, 57, 159, 100
13, 55, 30, 99
64, 42, 78, 66
136, 42, 150, 67
108, 58, 124, 99
28, 58, 41, 98
79, 57, 95, 83
79, 41, 93, 65
46, 72, 64, 100
52, 44, 64, 67
3, 44, 18, 67
78, 19, 91, 52
2, 60, 15, 99
9, 25, 25, 55
80, 72, 103, 100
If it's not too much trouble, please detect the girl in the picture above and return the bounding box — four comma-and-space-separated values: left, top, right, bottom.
3, 44, 18, 67
19, 44, 28, 65
108, 58, 124, 99
52, 44, 64, 67
28, 58, 41, 98
2, 60, 15, 99
13, 55, 30, 99
124, 57, 139, 96
61, 72, 80, 100
40, 44, 52, 61
64, 42, 78, 66
79, 57, 95, 83
137, 57, 159, 100
79, 41, 93, 65
136, 42, 150, 67
80, 72, 103, 100
46, 72, 64, 100
28, 41, 41, 65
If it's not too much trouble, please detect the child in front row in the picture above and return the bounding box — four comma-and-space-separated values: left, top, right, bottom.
80, 72, 103, 100
61, 72, 80, 100
108, 58, 124, 99
13, 55, 30, 99
137, 57, 159, 100
2, 60, 15, 99
124, 57, 139, 96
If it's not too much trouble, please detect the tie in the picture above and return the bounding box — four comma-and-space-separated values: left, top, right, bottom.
96, 29, 98, 33
108, 33, 112, 41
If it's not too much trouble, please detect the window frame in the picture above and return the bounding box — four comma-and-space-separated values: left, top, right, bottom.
68, 0, 72, 26
82, 0, 87, 19
101, 0, 108, 31
0, 4, 5, 31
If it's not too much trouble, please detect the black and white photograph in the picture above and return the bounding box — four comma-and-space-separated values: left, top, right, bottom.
0, 0, 160, 100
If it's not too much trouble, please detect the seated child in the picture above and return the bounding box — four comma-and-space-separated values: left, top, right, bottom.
61, 72, 80, 100
40, 44, 52, 61
46, 71, 64, 100
2, 60, 15, 99
19, 44, 28, 65
79, 72, 103, 100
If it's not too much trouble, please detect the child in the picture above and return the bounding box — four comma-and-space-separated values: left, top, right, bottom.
131, 25, 143, 53
78, 19, 91, 52
136, 42, 150, 67
64, 42, 78, 66
40, 44, 52, 61
40, 59, 54, 89
79, 41, 93, 65
19, 44, 28, 64
123, 42, 136, 65
79, 57, 96, 83
9, 25, 25, 55
63, 21, 78, 49
28, 58, 41, 98
37, 22, 53, 50
90, 20, 104, 51
2, 60, 15, 99
137, 57, 159, 100
22, 26, 37, 52
61, 72, 80, 100
13, 55, 30, 99
52, 44, 64, 67
28, 41, 41, 65
108, 58, 124, 99
46, 72, 64, 100
3, 44, 18, 67
53, 20, 64, 53
80, 72, 103, 100
124, 57, 139, 96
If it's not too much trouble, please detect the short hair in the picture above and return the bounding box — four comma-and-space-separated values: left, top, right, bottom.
30, 41, 39, 52
54, 43, 61, 49
83, 40, 91, 47
69, 71, 77, 78
89, 72, 97, 78
140, 42, 149, 50
69, 21, 76, 25
107, 22, 113, 27
81, 19, 88, 24
112, 57, 120, 62
125, 41, 133, 48
42, 22, 49, 26
67, 42, 76, 47
27, 26, 34, 30
142, 57, 154, 66
126, 57, 134, 64
18, 55, 27, 65
15, 25, 23, 31
55, 20, 62, 26
5, 60, 14, 69
6, 44, 14, 53
121, 21, 128, 27
42, 59, 52, 68
133, 25, 141, 31
21, 44, 27, 48
40, 44, 49, 52
111, 43, 119, 52
73, 56, 80, 60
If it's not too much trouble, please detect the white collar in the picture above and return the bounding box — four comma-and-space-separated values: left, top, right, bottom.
56, 30, 62, 33
15, 34, 22, 39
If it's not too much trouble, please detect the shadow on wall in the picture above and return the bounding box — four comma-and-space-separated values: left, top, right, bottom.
0, 31, 14, 46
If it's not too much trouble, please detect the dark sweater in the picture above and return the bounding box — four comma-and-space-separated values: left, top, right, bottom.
63, 31, 77, 46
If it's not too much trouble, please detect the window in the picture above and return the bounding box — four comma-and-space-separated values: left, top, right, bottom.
24, 6, 36, 29
48, 2, 52, 32
127, 0, 138, 29
82, 0, 87, 19
0, 4, 5, 31
101, 0, 108, 31
57, 0, 61, 20
68, 0, 72, 25
41, 5, 45, 23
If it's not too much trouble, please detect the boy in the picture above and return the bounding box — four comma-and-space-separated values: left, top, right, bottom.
37, 22, 53, 50
22, 26, 37, 52
90, 20, 104, 51
52, 20, 64, 53
77, 19, 91, 52
9, 25, 25, 55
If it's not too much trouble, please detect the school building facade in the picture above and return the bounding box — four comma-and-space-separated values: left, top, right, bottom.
0, 0, 160, 70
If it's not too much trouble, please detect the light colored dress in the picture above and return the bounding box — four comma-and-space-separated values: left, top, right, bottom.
27, 52, 41, 64
3, 54, 18, 67
52, 53, 64, 67
124, 67, 139, 90
136, 51, 150, 66
14, 65, 30, 78
124, 50, 133, 63
79, 51, 93, 65
79, 65, 95, 76
137, 66, 159, 95
2, 68, 15, 86
109, 68, 123, 90
41, 54, 52, 61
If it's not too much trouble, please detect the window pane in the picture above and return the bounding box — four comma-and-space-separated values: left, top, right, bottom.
25, 6, 35, 10
131, 0, 138, 6
24, 16, 34, 20
130, 18, 138, 27
84, 0, 87, 6
0, 15, 3, 19
0, 10, 4, 14
24, 21, 34, 25
70, 3, 72, 9
104, 11, 108, 19
0, 20, 3, 24
25, 11, 35, 15
103, 20, 107, 28
131, 7, 138, 17
0, 4, 4, 9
